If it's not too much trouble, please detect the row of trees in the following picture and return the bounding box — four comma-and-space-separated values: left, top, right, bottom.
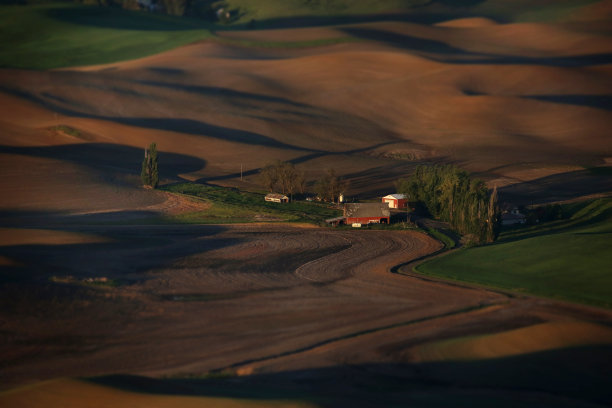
259, 160, 306, 200
396, 164, 500, 243
259, 161, 348, 203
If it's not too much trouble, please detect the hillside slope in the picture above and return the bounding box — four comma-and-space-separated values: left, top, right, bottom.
0, 1, 611, 216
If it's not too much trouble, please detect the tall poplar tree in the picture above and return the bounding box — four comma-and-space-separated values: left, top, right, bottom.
486, 185, 501, 243
141, 143, 159, 189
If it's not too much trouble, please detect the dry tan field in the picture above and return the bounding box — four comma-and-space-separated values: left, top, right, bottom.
1, 3, 611, 203
1, 0, 612, 406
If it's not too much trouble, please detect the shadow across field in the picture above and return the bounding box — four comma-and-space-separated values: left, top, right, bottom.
88, 345, 612, 407
524, 94, 612, 111
135, 80, 311, 109
341, 27, 612, 67
115, 117, 314, 151
218, 9, 501, 31
0, 224, 231, 283
0, 85, 316, 152
0, 143, 206, 181
498, 169, 612, 206
196, 140, 404, 184
342, 27, 471, 55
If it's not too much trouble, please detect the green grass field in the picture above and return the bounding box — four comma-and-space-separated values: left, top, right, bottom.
415, 199, 612, 308
162, 182, 342, 224
221, 0, 429, 25
0, 3, 212, 69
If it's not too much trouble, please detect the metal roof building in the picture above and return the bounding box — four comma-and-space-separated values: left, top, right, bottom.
382, 194, 408, 209
344, 203, 390, 225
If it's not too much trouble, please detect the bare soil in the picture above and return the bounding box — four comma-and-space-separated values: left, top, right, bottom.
1, 3, 611, 405
1, 222, 611, 407
1, 8, 611, 204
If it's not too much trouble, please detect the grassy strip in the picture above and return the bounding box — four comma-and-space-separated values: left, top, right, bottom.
162, 182, 341, 224
415, 198, 612, 308
220, 0, 430, 25
0, 3, 212, 69
426, 227, 455, 249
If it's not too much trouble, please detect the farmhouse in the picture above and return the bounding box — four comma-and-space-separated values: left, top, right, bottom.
265, 193, 289, 203
382, 194, 408, 209
344, 203, 390, 225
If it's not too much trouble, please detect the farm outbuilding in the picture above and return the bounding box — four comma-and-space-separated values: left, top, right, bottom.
382, 194, 408, 209
265, 193, 289, 203
344, 203, 391, 225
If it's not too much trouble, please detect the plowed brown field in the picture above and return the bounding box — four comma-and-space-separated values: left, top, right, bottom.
2, 222, 611, 407
1, 2, 612, 406
1, 7, 611, 207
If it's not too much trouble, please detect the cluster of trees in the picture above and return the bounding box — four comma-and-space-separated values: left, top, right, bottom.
314, 168, 349, 204
141, 142, 159, 189
259, 160, 305, 199
259, 162, 348, 203
397, 164, 500, 243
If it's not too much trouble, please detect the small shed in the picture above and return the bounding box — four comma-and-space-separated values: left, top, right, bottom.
265, 193, 289, 203
382, 194, 408, 209
344, 203, 390, 225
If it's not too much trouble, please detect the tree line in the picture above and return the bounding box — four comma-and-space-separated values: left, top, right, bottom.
259, 161, 348, 203
396, 164, 500, 243
260, 160, 305, 200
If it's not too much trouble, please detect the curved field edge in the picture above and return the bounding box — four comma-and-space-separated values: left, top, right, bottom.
0, 4, 213, 70
0, 3, 364, 70
413, 198, 612, 309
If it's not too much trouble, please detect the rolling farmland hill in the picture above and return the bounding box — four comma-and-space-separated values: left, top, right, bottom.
1, 1, 611, 406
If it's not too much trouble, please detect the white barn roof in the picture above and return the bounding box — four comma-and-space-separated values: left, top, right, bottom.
383, 194, 406, 200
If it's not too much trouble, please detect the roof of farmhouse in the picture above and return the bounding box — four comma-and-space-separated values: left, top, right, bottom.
345, 203, 390, 218
383, 194, 406, 200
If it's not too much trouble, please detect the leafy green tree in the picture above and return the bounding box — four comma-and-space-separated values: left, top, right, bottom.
485, 185, 501, 243
397, 164, 500, 243
141, 142, 159, 189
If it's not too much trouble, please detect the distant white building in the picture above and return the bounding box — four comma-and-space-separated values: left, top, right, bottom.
265, 193, 289, 203
382, 194, 408, 209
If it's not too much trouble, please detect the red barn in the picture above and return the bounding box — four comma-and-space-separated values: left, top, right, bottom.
382, 194, 408, 209
344, 203, 390, 225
